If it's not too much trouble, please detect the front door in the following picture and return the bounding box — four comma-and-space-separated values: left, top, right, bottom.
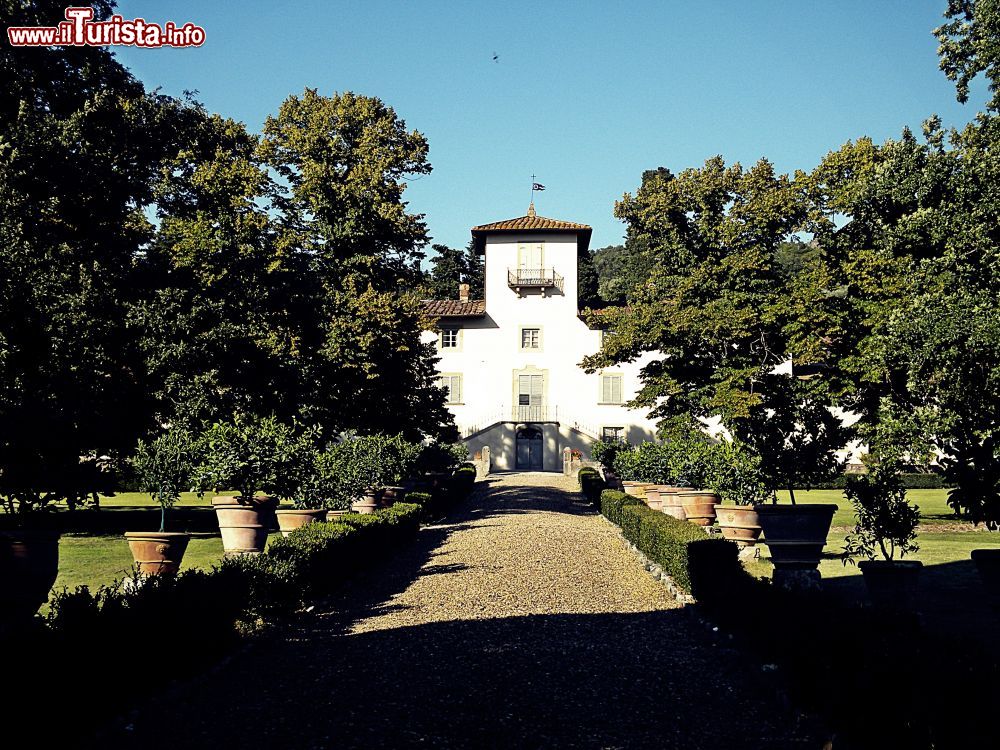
517, 373, 544, 421
516, 426, 543, 471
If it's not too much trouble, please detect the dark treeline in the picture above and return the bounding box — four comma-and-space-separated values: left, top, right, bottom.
0, 1, 455, 508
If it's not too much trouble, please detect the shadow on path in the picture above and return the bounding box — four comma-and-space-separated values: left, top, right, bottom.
101, 609, 814, 749
94, 474, 821, 749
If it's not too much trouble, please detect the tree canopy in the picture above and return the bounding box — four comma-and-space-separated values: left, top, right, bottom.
0, 12, 456, 509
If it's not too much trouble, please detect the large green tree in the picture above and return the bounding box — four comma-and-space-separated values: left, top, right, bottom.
0, 0, 186, 509
260, 90, 454, 440
583, 157, 848, 498
935, 0, 1000, 110
130, 107, 302, 428
810, 112, 1000, 522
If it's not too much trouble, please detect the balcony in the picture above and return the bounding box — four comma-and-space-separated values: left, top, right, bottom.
511, 404, 557, 422
507, 267, 564, 295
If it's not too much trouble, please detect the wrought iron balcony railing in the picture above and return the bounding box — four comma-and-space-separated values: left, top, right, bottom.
512, 404, 556, 422
507, 267, 564, 293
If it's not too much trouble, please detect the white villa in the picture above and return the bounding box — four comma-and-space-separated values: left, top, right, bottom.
422, 204, 658, 471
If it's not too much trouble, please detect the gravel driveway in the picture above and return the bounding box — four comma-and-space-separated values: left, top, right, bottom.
99, 472, 820, 749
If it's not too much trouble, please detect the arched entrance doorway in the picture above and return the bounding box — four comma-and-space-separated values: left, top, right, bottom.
515, 425, 543, 471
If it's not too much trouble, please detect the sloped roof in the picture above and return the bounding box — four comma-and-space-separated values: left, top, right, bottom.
471, 215, 591, 232
422, 299, 487, 318
471, 211, 592, 255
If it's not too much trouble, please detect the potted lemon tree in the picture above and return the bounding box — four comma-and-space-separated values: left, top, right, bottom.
312, 434, 415, 514
277, 441, 332, 536
126, 428, 197, 576
842, 461, 922, 610
710, 440, 769, 548
196, 415, 300, 554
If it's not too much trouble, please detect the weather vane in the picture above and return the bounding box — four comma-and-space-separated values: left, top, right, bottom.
529, 175, 545, 209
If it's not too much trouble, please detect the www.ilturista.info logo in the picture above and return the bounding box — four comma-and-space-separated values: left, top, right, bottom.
7, 7, 205, 48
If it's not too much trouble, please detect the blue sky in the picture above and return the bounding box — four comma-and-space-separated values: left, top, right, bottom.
111, 0, 988, 250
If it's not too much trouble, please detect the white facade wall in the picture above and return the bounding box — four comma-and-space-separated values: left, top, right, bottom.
424, 227, 659, 471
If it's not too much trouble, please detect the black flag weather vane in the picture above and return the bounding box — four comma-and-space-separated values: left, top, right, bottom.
529, 175, 545, 208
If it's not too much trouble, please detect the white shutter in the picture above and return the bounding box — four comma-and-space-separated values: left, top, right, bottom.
602, 374, 623, 404
518, 243, 543, 269
439, 375, 462, 403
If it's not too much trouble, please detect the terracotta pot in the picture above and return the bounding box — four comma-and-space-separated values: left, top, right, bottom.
352, 489, 380, 515
754, 503, 837, 573
124, 531, 190, 576
0, 529, 60, 622
858, 559, 923, 611
380, 486, 407, 507
971, 548, 1000, 599
677, 491, 719, 526
643, 489, 664, 511
622, 481, 646, 497
212, 495, 277, 555
714, 504, 763, 547
275, 508, 328, 537
652, 486, 689, 520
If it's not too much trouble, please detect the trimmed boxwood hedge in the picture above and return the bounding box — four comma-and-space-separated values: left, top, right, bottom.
600, 489, 742, 596
578, 466, 606, 507
5, 502, 424, 743
601, 487, 998, 748
813, 472, 949, 490
406, 465, 478, 521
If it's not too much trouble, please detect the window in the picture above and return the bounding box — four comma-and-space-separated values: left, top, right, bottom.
438, 374, 462, 404
602, 426, 625, 443
521, 327, 541, 349
517, 242, 544, 269
600, 373, 623, 404
440, 328, 459, 349
516, 373, 544, 419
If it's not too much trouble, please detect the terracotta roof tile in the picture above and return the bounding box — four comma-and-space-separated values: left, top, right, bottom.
423, 299, 487, 318
471, 214, 591, 232
470, 212, 593, 255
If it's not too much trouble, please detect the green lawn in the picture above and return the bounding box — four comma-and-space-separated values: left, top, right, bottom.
774, 488, 959, 527
745, 529, 1000, 578
743, 525, 1000, 651
93, 491, 214, 508
52, 533, 231, 595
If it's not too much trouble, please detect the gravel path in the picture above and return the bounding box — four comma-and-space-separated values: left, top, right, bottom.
100, 472, 819, 749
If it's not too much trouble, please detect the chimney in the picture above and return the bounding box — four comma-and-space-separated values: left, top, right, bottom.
459, 283, 470, 303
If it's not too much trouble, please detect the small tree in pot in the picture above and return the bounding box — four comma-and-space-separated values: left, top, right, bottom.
414, 440, 468, 490
275, 434, 330, 536
126, 427, 198, 575
195, 415, 301, 554
711, 439, 770, 548
321, 434, 415, 514
843, 458, 922, 611
664, 428, 722, 527
375, 433, 422, 505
